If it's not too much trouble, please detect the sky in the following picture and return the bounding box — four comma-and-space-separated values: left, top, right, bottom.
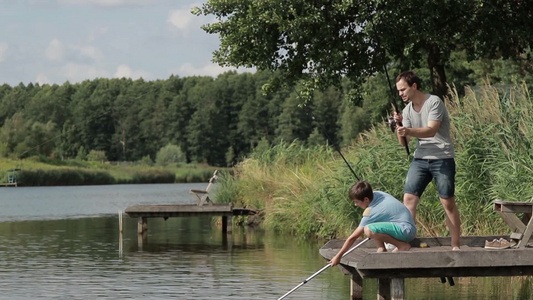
0, 0, 252, 87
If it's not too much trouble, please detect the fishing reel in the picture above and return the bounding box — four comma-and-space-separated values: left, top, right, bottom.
386, 116, 397, 132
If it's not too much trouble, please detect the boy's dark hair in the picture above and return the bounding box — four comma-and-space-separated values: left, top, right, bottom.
349, 180, 374, 202
396, 70, 422, 90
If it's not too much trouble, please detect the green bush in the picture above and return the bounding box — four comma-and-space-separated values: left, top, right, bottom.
87, 150, 107, 162
155, 144, 185, 166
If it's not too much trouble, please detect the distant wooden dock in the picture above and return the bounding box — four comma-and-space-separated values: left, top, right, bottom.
124, 203, 258, 234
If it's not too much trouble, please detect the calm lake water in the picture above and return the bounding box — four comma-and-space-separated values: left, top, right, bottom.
0, 184, 531, 299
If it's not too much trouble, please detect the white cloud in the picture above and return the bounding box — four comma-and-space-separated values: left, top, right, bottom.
114, 64, 152, 80
45, 39, 103, 63
61, 62, 110, 82
74, 45, 104, 62
168, 8, 196, 31
36, 74, 51, 85
45, 39, 65, 62
178, 62, 253, 77
58, 0, 154, 7
0, 42, 8, 62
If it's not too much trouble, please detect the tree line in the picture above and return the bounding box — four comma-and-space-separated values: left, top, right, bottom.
0, 55, 530, 167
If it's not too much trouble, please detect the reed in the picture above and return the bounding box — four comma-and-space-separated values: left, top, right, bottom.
216, 83, 532, 239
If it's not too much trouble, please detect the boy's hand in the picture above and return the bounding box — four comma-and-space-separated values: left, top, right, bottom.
329, 255, 341, 266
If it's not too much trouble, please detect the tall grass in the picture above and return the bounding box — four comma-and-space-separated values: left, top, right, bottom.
215, 83, 532, 239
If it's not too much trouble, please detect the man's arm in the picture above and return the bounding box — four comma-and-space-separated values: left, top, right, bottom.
397, 120, 441, 139
329, 226, 364, 266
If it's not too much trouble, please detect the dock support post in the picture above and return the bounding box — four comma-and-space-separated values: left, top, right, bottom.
350, 273, 363, 300
119, 210, 123, 233
227, 216, 232, 233
138, 217, 147, 234
221, 216, 232, 233
377, 278, 390, 300
222, 216, 227, 233
391, 278, 405, 300
138, 231, 147, 250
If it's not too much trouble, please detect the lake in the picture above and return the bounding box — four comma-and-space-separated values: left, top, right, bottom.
0, 184, 530, 299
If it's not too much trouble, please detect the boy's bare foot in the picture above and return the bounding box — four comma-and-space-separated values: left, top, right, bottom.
376, 247, 387, 253
392, 244, 411, 252
452, 246, 460, 251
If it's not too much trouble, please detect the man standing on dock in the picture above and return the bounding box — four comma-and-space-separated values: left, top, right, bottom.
329, 181, 416, 265
394, 70, 461, 250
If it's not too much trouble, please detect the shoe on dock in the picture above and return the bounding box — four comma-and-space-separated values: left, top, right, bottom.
484, 238, 514, 249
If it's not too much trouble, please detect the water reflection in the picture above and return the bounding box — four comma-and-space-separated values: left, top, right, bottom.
0, 184, 531, 299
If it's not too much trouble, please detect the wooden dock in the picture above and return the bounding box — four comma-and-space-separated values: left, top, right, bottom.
124, 203, 257, 234
319, 235, 533, 300
317, 199, 533, 299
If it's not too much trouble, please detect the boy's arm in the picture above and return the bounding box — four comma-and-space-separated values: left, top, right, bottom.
329, 226, 364, 266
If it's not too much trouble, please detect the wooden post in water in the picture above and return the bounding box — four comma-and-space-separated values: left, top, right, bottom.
221, 216, 232, 233
350, 273, 363, 300
118, 210, 123, 233
138, 217, 147, 234
378, 278, 391, 300
118, 210, 124, 257
391, 278, 405, 300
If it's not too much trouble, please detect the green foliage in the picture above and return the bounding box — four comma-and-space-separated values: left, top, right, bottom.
197, 0, 533, 100
155, 144, 185, 166
87, 150, 107, 162
76, 146, 87, 161
0, 60, 531, 170
0, 157, 220, 185
18, 169, 115, 186
130, 170, 176, 184
217, 83, 532, 239
138, 155, 153, 166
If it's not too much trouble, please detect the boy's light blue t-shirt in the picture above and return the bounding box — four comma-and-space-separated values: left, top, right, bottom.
358, 191, 417, 240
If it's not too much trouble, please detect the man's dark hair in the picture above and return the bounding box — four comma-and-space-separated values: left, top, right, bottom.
396, 70, 422, 90
349, 180, 374, 202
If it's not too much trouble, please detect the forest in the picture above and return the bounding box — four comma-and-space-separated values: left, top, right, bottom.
0, 53, 531, 168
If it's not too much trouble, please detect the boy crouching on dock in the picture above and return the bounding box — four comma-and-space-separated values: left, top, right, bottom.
330, 181, 416, 265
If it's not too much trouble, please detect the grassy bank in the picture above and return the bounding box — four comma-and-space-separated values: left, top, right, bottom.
215, 83, 533, 239
0, 157, 221, 186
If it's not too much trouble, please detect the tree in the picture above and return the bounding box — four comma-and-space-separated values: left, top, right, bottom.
195, 0, 533, 100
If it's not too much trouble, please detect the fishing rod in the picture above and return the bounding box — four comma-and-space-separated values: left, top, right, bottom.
364, 2, 410, 158
336, 147, 360, 181
383, 65, 410, 157
277, 237, 370, 300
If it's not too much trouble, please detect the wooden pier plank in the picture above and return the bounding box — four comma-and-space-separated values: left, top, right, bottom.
320, 235, 533, 279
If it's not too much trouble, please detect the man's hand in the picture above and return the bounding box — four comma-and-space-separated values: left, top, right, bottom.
397, 126, 408, 137
393, 111, 403, 123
